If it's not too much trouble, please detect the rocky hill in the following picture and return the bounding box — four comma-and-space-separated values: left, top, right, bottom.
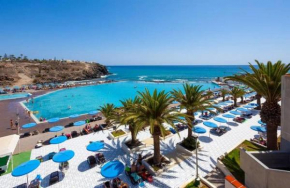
0, 60, 109, 86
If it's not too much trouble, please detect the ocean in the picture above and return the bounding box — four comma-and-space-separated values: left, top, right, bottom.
106, 65, 251, 82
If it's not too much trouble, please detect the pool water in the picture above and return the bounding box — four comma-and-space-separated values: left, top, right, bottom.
0, 93, 31, 101
24, 81, 219, 120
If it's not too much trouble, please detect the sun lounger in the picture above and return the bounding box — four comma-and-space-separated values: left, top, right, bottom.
48, 152, 56, 160
87, 156, 97, 167
104, 181, 111, 188
233, 117, 246, 123
71, 131, 79, 138
14, 183, 27, 188
210, 127, 227, 136
49, 171, 59, 185
96, 153, 106, 164
169, 127, 177, 134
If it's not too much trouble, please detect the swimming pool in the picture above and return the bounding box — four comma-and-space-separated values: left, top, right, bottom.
0, 93, 31, 101
23, 81, 219, 120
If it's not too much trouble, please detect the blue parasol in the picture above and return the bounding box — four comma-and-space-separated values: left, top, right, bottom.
207, 107, 215, 111
224, 101, 233, 104
243, 105, 254, 109
258, 120, 266, 126
69, 114, 80, 119
192, 126, 206, 134
203, 121, 218, 128
48, 117, 60, 123
237, 108, 249, 112
73, 120, 86, 126
222, 114, 235, 119
53, 150, 75, 163
250, 126, 266, 133
172, 101, 179, 104
230, 110, 242, 115
87, 141, 105, 152
214, 117, 227, 123
101, 161, 125, 178
250, 103, 259, 107
12, 160, 40, 177
49, 126, 64, 132
50, 136, 67, 144
22, 123, 37, 129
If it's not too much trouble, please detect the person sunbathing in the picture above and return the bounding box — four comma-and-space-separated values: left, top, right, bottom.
93, 124, 103, 131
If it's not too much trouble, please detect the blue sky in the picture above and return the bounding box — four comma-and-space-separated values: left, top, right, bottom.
0, 0, 289, 65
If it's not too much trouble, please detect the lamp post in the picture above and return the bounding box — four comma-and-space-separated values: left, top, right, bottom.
193, 134, 200, 186
16, 108, 20, 154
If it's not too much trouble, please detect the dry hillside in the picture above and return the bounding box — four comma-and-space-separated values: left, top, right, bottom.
0, 60, 109, 86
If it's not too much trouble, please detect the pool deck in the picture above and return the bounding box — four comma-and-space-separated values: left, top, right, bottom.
0, 98, 275, 188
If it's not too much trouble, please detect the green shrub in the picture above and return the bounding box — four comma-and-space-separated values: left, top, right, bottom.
181, 137, 200, 151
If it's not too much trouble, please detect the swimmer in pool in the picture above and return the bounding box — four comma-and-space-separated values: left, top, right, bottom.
68, 106, 71, 109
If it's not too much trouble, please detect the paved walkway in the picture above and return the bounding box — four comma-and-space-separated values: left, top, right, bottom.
0, 99, 272, 188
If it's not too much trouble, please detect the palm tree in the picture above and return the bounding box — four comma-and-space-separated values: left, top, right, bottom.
220, 88, 229, 101
171, 83, 218, 138
130, 89, 183, 165
99, 103, 116, 127
118, 97, 143, 146
225, 60, 290, 150
228, 87, 245, 107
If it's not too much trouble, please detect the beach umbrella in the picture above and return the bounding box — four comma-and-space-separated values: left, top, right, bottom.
12, 160, 41, 184
214, 117, 227, 124
250, 126, 266, 133
230, 110, 242, 115
87, 141, 104, 152
222, 114, 235, 119
69, 114, 80, 119
224, 101, 233, 104
203, 121, 218, 137
48, 117, 60, 123
192, 126, 206, 134
172, 101, 179, 104
213, 104, 222, 108
88, 111, 98, 115
214, 117, 227, 127
207, 107, 215, 111
203, 121, 218, 128
250, 103, 259, 107
52, 150, 75, 163
237, 108, 249, 112
49, 126, 64, 132
101, 160, 125, 179
194, 112, 199, 116
22, 123, 37, 129
50, 136, 67, 150
258, 120, 266, 126
243, 105, 254, 109
73, 120, 86, 126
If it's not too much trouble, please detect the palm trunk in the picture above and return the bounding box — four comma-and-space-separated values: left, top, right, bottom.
187, 110, 194, 138
130, 126, 136, 145
241, 96, 244, 103
256, 94, 261, 110
260, 101, 281, 150
234, 98, 237, 107
222, 95, 225, 101
153, 126, 161, 165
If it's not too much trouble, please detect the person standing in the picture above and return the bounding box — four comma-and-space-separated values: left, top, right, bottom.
15, 119, 19, 129
10, 119, 14, 129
